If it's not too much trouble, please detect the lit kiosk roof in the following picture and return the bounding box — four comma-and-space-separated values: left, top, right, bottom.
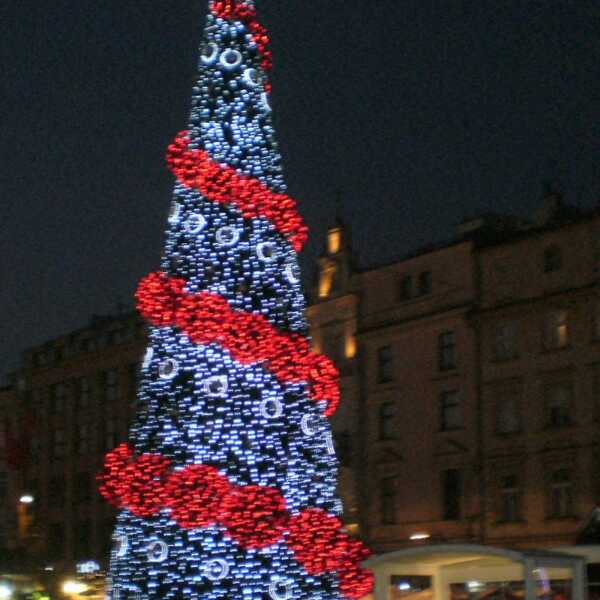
363, 544, 586, 600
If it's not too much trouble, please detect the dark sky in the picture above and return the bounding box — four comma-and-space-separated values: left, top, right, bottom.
2, 0, 599, 377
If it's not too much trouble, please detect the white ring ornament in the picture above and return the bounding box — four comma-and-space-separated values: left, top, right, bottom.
202, 559, 230, 582
243, 68, 261, 88
268, 578, 293, 600
284, 262, 301, 284
204, 375, 228, 398
219, 49, 243, 71
257, 242, 278, 263
147, 541, 169, 563
260, 397, 283, 420
216, 226, 240, 247
301, 414, 319, 437
184, 213, 207, 235
142, 347, 154, 370
325, 431, 336, 456
113, 534, 128, 558
158, 358, 179, 380
260, 92, 272, 113
200, 42, 219, 66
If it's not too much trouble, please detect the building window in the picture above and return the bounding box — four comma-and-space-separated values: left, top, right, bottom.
103, 369, 120, 402
377, 346, 394, 383
51, 383, 66, 415
442, 469, 462, 520
50, 429, 65, 459
494, 322, 518, 361
500, 475, 520, 522
440, 391, 463, 431
544, 245, 563, 273
327, 228, 342, 255
545, 383, 573, 428
103, 417, 118, 452
418, 271, 432, 296
549, 469, 573, 518
544, 310, 569, 350
319, 265, 337, 298
379, 402, 396, 440
438, 331, 457, 371
496, 395, 521, 434
76, 422, 90, 454
380, 478, 397, 524
398, 275, 412, 301
77, 377, 91, 411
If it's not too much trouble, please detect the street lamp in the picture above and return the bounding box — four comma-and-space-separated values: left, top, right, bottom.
19, 494, 34, 504
62, 580, 88, 595
410, 532, 431, 541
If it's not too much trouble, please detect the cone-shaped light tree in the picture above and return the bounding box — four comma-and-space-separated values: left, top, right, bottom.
98, 1, 374, 598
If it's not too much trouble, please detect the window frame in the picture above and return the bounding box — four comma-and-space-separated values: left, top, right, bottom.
378, 401, 396, 440
438, 331, 457, 371
440, 390, 463, 432
442, 469, 462, 521
543, 310, 569, 350
380, 477, 397, 525
377, 346, 394, 383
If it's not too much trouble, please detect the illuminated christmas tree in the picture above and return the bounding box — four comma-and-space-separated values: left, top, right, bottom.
98, 1, 373, 598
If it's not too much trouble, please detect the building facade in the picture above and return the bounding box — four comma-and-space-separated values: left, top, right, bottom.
2, 193, 599, 574
308, 194, 600, 555
1, 312, 146, 573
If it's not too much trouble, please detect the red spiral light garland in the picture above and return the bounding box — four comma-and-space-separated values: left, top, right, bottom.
98, 444, 373, 598
167, 132, 308, 252
136, 271, 340, 416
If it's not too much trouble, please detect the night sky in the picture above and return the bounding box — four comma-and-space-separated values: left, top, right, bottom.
2, 0, 599, 377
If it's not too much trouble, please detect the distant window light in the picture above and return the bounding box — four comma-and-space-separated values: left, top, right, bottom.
345, 335, 357, 359
418, 271, 432, 295
319, 265, 337, 298
544, 310, 569, 350
327, 228, 342, 255
544, 245, 563, 273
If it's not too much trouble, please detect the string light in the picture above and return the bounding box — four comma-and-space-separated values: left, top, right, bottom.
99, 1, 373, 598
